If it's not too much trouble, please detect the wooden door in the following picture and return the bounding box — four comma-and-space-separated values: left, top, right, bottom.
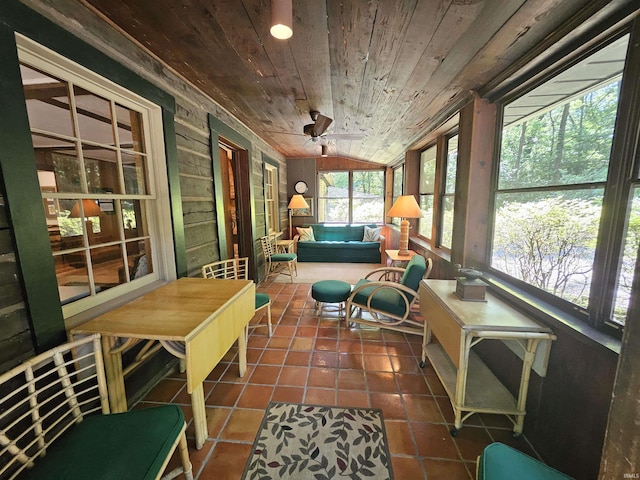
219, 145, 238, 259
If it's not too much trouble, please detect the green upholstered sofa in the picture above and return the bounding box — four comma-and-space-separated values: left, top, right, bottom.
293, 224, 385, 263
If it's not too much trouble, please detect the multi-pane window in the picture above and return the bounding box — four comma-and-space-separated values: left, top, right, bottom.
440, 135, 458, 249
264, 163, 279, 234
20, 57, 160, 310
418, 145, 437, 239
490, 34, 632, 328
318, 170, 384, 223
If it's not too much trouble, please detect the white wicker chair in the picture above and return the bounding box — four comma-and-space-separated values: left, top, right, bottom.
259, 234, 297, 282
202, 257, 272, 336
0, 334, 193, 480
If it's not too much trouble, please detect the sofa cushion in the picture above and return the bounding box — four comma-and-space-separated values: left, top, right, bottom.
311, 224, 367, 242
363, 226, 382, 242
297, 226, 315, 241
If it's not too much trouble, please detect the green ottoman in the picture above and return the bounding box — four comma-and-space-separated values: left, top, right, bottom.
312, 280, 352, 317
477, 443, 574, 480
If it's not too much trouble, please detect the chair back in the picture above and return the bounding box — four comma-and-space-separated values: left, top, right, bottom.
202, 257, 249, 280
0, 334, 108, 479
259, 234, 278, 259
400, 255, 428, 292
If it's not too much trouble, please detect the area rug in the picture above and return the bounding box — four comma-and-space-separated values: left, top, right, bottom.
272, 262, 383, 284
242, 402, 393, 480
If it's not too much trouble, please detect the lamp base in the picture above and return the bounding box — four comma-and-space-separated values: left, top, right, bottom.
398, 219, 410, 256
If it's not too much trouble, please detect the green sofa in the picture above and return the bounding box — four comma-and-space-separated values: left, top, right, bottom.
293, 224, 384, 263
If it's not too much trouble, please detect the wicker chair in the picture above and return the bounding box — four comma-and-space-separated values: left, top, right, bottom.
345, 255, 433, 366
0, 334, 193, 480
202, 257, 272, 337
259, 234, 297, 282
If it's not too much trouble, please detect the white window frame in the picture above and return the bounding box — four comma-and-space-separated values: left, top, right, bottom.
264, 163, 279, 234
16, 34, 177, 322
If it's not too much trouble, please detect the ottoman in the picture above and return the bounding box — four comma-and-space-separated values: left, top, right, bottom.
477, 443, 574, 480
311, 280, 352, 317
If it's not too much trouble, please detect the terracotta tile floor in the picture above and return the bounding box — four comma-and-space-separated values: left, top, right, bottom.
137, 280, 540, 479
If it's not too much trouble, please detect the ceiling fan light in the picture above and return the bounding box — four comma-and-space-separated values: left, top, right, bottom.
321, 145, 328, 157
270, 0, 293, 40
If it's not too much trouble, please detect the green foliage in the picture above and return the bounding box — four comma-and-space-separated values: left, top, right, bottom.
492, 197, 601, 307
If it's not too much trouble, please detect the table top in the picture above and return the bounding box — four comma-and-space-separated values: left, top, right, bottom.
420, 279, 552, 333
71, 277, 254, 341
385, 249, 417, 261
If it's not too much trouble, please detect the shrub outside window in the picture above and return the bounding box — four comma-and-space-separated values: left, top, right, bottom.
418, 145, 436, 239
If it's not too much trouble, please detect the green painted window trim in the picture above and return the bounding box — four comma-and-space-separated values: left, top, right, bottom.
0, 1, 184, 350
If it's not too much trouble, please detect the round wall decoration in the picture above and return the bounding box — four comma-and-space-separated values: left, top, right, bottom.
294, 181, 308, 194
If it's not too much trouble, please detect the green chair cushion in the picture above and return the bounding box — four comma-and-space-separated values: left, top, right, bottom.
351, 279, 407, 318
312, 280, 352, 303
478, 443, 574, 480
399, 254, 427, 302
270, 253, 297, 262
22, 405, 185, 480
255, 292, 270, 309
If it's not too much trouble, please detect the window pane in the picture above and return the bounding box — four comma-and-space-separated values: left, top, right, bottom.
74, 86, 115, 145
418, 195, 433, 238
125, 239, 153, 281
353, 171, 384, 223
612, 187, 640, 325
122, 151, 149, 195
90, 245, 124, 292
34, 135, 84, 193
353, 198, 384, 223
420, 145, 437, 194
393, 167, 403, 197
21, 65, 74, 138
445, 136, 457, 194
83, 145, 121, 194
491, 190, 603, 307
318, 198, 349, 223
55, 254, 90, 305
441, 195, 454, 249
116, 103, 146, 152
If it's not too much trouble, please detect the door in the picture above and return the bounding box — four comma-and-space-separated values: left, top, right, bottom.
219, 145, 238, 259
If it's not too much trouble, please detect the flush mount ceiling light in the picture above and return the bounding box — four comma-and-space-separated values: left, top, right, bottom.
270, 0, 293, 40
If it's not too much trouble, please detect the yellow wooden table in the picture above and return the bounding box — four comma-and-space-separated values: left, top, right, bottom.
71, 277, 255, 449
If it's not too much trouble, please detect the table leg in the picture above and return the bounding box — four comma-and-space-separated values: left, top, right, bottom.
191, 382, 207, 450
237, 326, 247, 377
101, 335, 127, 413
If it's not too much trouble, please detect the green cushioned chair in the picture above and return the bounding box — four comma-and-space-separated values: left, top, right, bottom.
0, 334, 193, 480
345, 255, 432, 365
202, 257, 273, 337
260, 234, 297, 282
477, 443, 574, 480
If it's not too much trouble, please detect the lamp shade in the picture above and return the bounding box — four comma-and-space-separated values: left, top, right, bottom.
270, 0, 293, 39
288, 194, 309, 209
387, 195, 422, 219
69, 199, 102, 218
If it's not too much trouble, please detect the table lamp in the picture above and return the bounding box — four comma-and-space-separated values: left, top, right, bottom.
288, 194, 309, 239
70, 199, 102, 236
387, 195, 422, 256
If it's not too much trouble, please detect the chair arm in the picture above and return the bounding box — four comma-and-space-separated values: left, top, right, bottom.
379, 234, 386, 254
293, 234, 300, 253
348, 281, 419, 325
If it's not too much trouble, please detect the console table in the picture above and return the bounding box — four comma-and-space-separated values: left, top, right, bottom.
419, 279, 555, 436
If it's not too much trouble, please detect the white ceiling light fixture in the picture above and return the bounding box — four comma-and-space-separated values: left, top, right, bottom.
270, 0, 293, 40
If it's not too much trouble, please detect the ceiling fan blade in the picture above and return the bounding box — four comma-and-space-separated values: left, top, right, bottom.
313, 114, 333, 136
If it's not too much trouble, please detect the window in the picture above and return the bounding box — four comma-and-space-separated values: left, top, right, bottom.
264, 162, 279, 234
18, 37, 173, 316
490, 33, 633, 329
441, 135, 458, 249
391, 165, 404, 226
418, 145, 436, 239
318, 170, 384, 223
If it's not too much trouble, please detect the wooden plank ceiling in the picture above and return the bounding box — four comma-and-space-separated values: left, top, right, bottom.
80, 0, 595, 165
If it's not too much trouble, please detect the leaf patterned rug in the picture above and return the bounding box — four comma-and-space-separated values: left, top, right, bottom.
242, 402, 393, 480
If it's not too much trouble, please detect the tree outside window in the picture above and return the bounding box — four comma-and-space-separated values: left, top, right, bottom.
318, 170, 384, 223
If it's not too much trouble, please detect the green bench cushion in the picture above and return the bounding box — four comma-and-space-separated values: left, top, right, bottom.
22, 405, 185, 480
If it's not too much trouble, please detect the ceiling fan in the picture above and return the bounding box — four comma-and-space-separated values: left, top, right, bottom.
302, 111, 364, 143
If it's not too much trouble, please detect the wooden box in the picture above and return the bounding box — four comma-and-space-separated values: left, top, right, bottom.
454, 277, 488, 302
